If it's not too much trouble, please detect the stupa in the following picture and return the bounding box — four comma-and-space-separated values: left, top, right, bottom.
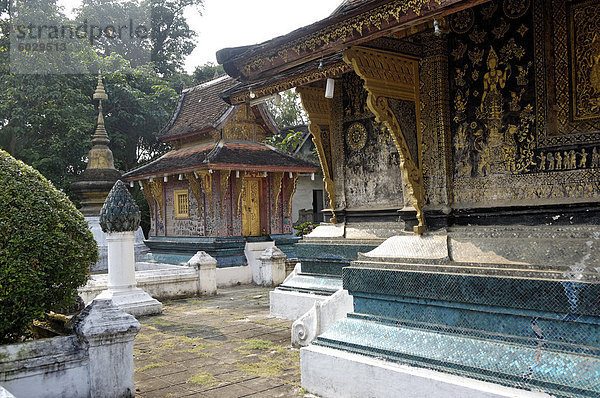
71, 73, 146, 272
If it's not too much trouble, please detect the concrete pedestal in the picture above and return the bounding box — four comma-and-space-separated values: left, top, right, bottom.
257, 246, 287, 287
86, 216, 148, 273
95, 232, 162, 317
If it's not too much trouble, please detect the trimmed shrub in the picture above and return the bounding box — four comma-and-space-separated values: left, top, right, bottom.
293, 221, 317, 237
0, 150, 97, 344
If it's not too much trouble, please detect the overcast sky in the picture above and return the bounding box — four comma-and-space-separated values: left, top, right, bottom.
58, 0, 341, 73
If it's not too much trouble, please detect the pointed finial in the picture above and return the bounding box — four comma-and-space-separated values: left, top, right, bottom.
100, 180, 141, 233
92, 72, 110, 145
93, 71, 108, 101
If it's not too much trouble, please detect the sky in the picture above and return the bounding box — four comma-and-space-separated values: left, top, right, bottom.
58, 0, 342, 73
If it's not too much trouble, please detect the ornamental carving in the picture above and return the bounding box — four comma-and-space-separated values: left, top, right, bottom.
236, 0, 443, 78
141, 180, 155, 217
297, 86, 337, 223
271, 172, 284, 215
185, 172, 204, 217
570, 1, 600, 121
149, 179, 165, 221
346, 122, 367, 151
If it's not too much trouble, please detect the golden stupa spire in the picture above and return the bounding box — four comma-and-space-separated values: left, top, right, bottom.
92, 72, 110, 145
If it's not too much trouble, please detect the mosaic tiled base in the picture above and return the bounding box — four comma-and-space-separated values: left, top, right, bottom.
269, 234, 301, 259
312, 264, 600, 397
296, 241, 379, 276
143, 236, 246, 268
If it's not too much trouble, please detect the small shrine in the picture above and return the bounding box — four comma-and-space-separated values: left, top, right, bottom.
123, 76, 317, 268
217, 0, 600, 396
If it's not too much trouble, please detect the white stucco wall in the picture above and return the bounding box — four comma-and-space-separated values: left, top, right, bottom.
291, 175, 325, 223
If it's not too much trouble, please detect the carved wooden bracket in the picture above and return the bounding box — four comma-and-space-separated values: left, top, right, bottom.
140, 180, 155, 218
296, 86, 337, 223
146, 179, 165, 222
344, 46, 426, 234
272, 172, 284, 215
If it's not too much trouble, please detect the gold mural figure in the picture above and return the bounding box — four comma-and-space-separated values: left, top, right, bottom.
480, 47, 510, 123
537, 151, 546, 171
579, 149, 588, 168
454, 123, 472, 177
516, 62, 532, 86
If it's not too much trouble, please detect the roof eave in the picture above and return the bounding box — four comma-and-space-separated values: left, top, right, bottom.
219, 0, 483, 82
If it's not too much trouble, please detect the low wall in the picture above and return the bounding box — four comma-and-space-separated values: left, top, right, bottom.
80, 263, 200, 304
0, 300, 139, 398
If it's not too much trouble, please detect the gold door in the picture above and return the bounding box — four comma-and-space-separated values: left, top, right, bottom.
241, 179, 261, 237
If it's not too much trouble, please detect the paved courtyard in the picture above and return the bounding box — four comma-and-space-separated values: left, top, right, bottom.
133, 285, 303, 398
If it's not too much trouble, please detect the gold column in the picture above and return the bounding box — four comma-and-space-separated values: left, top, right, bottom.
296, 86, 337, 223
344, 46, 426, 234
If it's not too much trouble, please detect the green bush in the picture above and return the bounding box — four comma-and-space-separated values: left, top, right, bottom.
293, 221, 317, 237
0, 150, 97, 344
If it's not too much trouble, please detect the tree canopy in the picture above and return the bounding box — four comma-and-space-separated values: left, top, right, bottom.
0, 0, 191, 199
266, 89, 307, 129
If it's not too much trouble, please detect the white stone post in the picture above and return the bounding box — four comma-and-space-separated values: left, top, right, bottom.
95, 180, 162, 316
187, 251, 217, 296
73, 299, 140, 398
258, 246, 287, 287
106, 232, 136, 291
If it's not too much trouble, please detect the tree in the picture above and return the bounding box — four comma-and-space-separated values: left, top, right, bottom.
146, 0, 203, 77
192, 62, 224, 84
75, 0, 152, 68
100, 54, 178, 172
75, 0, 203, 77
266, 89, 307, 128
265, 129, 305, 154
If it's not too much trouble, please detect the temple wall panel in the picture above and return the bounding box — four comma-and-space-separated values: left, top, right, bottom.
164, 181, 205, 237
205, 171, 233, 237
446, 0, 600, 207
338, 72, 404, 210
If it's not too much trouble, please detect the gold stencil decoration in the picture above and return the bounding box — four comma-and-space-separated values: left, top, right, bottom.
149, 179, 164, 221
503, 0, 529, 19
450, 8, 474, 34
140, 180, 155, 216
346, 122, 367, 151
271, 172, 284, 215
219, 171, 231, 216
571, 1, 600, 121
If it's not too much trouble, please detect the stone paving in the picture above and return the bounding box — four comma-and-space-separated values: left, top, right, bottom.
133, 285, 303, 398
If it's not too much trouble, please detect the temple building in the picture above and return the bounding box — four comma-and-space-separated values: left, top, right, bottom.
217, 0, 600, 396
122, 76, 317, 275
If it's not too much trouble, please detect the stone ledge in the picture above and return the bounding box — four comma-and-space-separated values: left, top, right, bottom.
301, 345, 553, 398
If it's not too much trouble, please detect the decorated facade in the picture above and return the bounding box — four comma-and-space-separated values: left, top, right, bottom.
123, 76, 317, 267
217, 0, 600, 396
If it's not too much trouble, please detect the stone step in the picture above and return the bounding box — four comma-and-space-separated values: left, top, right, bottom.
277, 272, 343, 295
